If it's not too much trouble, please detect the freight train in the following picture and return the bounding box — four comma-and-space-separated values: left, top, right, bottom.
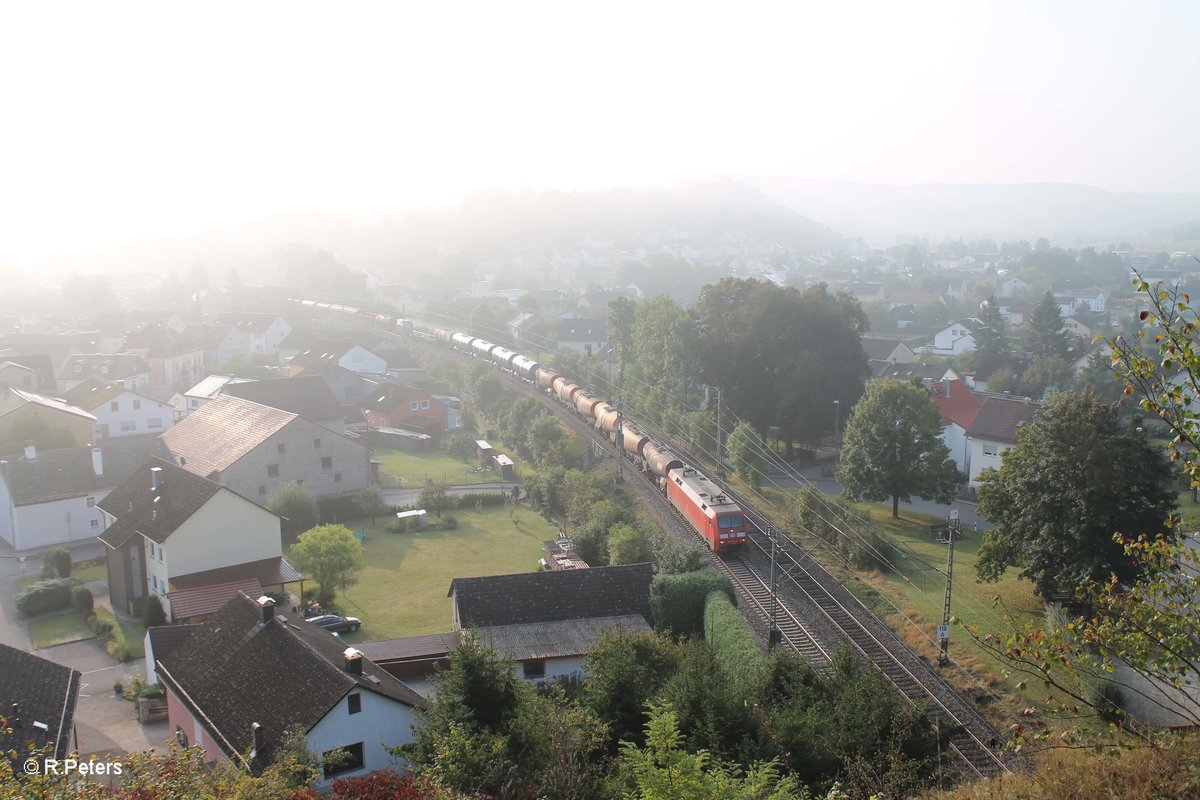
291, 299, 749, 553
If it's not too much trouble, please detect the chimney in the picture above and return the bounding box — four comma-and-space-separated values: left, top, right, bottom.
251, 722, 264, 757
150, 466, 164, 492
91, 447, 104, 477
23, 441, 35, 461
257, 595, 275, 624
343, 647, 363, 675
944, 381, 950, 398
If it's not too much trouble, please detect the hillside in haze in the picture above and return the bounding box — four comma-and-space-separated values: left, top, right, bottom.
747, 177, 1200, 246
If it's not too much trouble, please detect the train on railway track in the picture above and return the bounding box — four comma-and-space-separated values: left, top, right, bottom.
292, 298, 749, 553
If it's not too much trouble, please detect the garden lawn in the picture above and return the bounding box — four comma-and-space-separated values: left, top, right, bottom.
374, 446, 503, 487
29, 612, 94, 648
297, 502, 559, 642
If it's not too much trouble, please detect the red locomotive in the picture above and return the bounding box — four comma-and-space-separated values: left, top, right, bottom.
665, 466, 748, 553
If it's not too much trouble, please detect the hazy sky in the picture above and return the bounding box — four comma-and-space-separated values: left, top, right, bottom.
2, 0, 1198, 264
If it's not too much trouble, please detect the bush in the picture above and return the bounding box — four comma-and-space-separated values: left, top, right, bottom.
72, 586, 94, 615
268, 481, 319, 534
439, 515, 458, 530
142, 595, 167, 626
650, 570, 736, 637
51, 547, 72, 578
703, 590, 765, 677
16, 578, 74, 616
455, 491, 508, 508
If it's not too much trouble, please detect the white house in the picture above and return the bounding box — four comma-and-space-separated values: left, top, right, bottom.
0, 438, 169, 551
929, 380, 982, 476
213, 313, 293, 358
61, 378, 176, 440
182, 375, 252, 415
155, 593, 425, 790
291, 340, 388, 375
447, 563, 654, 684
964, 395, 1041, 485
926, 319, 983, 356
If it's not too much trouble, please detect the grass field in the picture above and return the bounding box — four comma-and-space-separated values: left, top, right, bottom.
374, 446, 502, 487
28, 612, 94, 649
294, 502, 559, 642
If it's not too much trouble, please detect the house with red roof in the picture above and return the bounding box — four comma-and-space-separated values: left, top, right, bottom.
964, 395, 1042, 485
929, 380, 982, 476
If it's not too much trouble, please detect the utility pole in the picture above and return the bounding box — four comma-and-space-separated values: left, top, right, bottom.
937, 509, 960, 666
716, 386, 725, 482
615, 359, 624, 482
768, 523, 781, 650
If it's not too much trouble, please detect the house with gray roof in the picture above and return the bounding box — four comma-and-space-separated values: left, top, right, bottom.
60, 377, 176, 440
97, 457, 298, 615
58, 352, 152, 391
156, 593, 425, 786
220, 376, 346, 433
965, 395, 1041, 485
163, 395, 371, 504
448, 563, 654, 684
0, 437, 169, 551
556, 318, 607, 356
0, 644, 80, 765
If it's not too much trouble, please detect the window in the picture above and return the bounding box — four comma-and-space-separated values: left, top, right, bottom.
74, 363, 82, 374
334, 473, 342, 483
321, 742, 364, 778
151, 575, 158, 591
982, 443, 999, 457
258, 485, 266, 496
313, 438, 321, 448
133, 399, 141, 410
90, 519, 99, 529
86, 496, 96, 508
267, 464, 279, 477
121, 420, 137, 432
410, 401, 419, 411
321, 456, 332, 470
175, 727, 189, 747
96, 423, 110, 438
158, 546, 164, 563
522, 660, 546, 680
421, 400, 430, 410
277, 443, 287, 454
148, 418, 162, 428
347, 693, 361, 714
110, 401, 119, 411
149, 542, 155, 558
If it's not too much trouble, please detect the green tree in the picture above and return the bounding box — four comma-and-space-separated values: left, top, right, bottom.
267, 482, 319, 537
971, 295, 1010, 376
618, 703, 803, 800
1019, 354, 1075, 397
419, 482, 453, 518
1025, 290, 1070, 359
288, 524, 364, 606
526, 414, 565, 466
650, 570, 736, 637
725, 420, 766, 488
836, 379, 961, 518
975, 390, 1175, 600
50, 547, 71, 579
583, 631, 681, 749
607, 522, 653, 565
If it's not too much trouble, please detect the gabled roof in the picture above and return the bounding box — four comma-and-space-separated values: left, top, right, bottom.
449, 563, 654, 628
930, 381, 982, 429
2, 386, 95, 422
0, 353, 57, 391
476, 615, 651, 660
357, 631, 461, 664
556, 319, 607, 341
163, 395, 296, 476
123, 322, 200, 358
966, 396, 1041, 444
97, 457, 224, 547
372, 347, 421, 370
57, 353, 149, 381
873, 362, 954, 382
213, 312, 283, 333
363, 384, 428, 413
157, 593, 425, 771
2, 437, 171, 505
58, 376, 126, 409
165, 578, 264, 621
147, 623, 202, 665
0, 643, 80, 762
220, 376, 342, 421
184, 374, 251, 400
291, 339, 357, 368
860, 338, 911, 361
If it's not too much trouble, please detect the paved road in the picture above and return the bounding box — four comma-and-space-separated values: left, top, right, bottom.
381, 481, 521, 508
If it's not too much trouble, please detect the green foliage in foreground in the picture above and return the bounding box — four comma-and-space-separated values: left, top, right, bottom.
651, 569, 736, 637
704, 590, 766, 678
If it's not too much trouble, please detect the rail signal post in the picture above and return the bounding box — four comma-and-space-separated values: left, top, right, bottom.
937, 509, 961, 666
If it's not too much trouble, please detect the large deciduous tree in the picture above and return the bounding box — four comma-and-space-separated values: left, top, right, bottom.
725, 419, 766, 487
836, 379, 961, 518
288, 524, 364, 606
975, 390, 1175, 600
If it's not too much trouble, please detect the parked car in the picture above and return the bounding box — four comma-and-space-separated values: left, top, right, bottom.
307, 614, 361, 633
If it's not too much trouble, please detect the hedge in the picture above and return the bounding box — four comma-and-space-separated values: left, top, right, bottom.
704, 590, 765, 677
72, 586, 94, 615
16, 578, 74, 617
650, 569, 735, 637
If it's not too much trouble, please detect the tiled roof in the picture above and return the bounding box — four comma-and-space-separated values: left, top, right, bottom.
183, 374, 249, 400
0, 643, 80, 762
59, 377, 126, 409
373, 348, 420, 370
966, 396, 1041, 444
291, 339, 355, 368
57, 353, 149, 381
476, 615, 650, 660
147, 624, 202, 664
873, 362, 951, 382
930, 381, 982, 429
3, 386, 95, 421
163, 395, 296, 477
556, 319, 607, 341
165, 578, 264, 621
214, 312, 281, 333
221, 376, 341, 421
3, 437, 171, 505
449, 563, 654, 628
97, 457, 222, 547
861, 338, 909, 361
363, 385, 425, 413
0, 354, 57, 391
156, 593, 425, 771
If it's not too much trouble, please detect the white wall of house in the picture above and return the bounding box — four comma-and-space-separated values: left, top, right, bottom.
0, 487, 109, 551
337, 346, 387, 375
250, 318, 292, 356
931, 325, 976, 355
210, 328, 250, 367
90, 392, 175, 439
157, 491, 282, 582
967, 438, 1012, 486
305, 688, 417, 790
558, 339, 606, 356
517, 655, 585, 684
940, 423, 970, 476
143, 535, 170, 597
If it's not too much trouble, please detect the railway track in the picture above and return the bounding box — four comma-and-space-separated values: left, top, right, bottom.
390, 329, 1015, 779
